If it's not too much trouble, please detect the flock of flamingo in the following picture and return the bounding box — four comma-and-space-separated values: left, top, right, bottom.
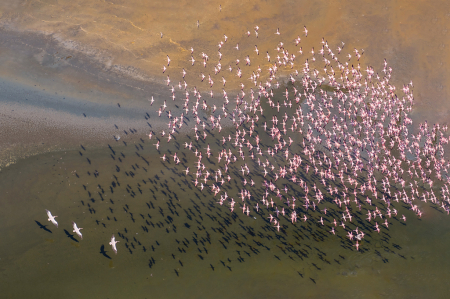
46, 25, 450, 255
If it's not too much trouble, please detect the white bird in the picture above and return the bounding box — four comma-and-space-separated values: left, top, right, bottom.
46, 209, 58, 228
109, 234, 119, 255
72, 222, 83, 240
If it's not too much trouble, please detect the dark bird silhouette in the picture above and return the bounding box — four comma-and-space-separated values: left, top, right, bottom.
99, 245, 111, 259
35, 220, 52, 233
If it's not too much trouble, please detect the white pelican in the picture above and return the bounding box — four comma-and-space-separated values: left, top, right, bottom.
72, 222, 83, 240
45, 209, 58, 228
109, 234, 119, 255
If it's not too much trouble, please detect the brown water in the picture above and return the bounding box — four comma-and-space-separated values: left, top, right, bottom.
1, 0, 449, 164
1, 0, 449, 122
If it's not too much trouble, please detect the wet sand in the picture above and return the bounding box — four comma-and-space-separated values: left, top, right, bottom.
1, 0, 450, 298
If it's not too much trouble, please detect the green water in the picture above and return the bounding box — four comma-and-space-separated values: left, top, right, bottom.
1, 132, 450, 299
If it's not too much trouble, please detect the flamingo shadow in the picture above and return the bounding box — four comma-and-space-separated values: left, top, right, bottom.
100, 245, 112, 259
63, 229, 79, 242
35, 220, 52, 233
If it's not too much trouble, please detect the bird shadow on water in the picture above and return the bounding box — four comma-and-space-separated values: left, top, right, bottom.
35, 220, 52, 233
64, 229, 79, 242
100, 245, 112, 259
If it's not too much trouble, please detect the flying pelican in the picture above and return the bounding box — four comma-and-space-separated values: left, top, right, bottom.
109, 234, 119, 254
45, 209, 58, 228
72, 222, 83, 240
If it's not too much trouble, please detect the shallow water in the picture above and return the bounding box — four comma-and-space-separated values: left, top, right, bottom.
1, 0, 450, 298
1, 129, 450, 299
